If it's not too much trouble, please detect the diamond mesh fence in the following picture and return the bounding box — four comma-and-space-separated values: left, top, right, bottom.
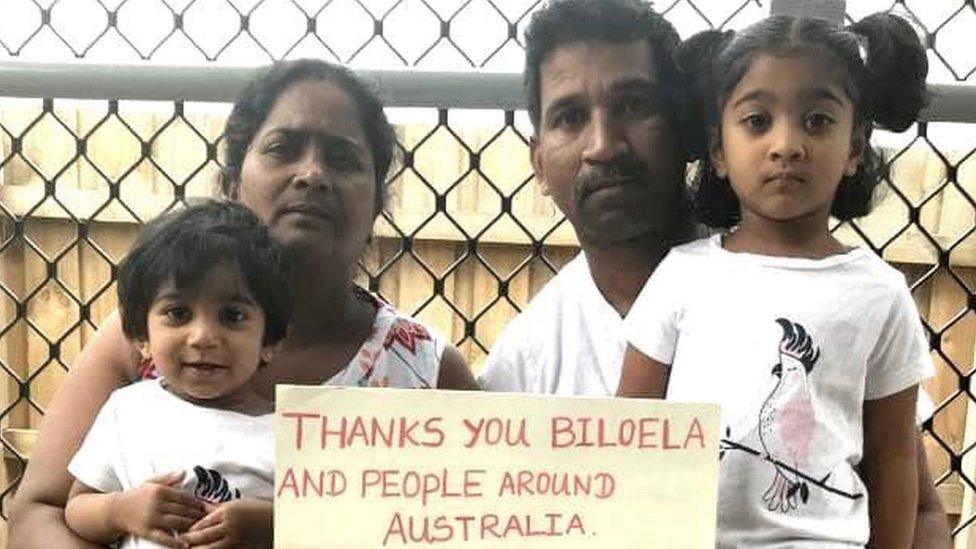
1, 0, 975, 543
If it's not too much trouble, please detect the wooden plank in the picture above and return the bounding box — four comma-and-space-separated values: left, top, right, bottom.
22, 221, 76, 429
0, 234, 28, 431
923, 269, 974, 503
0, 185, 581, 247
1, 427, 36, 461
941, 482, 964, 516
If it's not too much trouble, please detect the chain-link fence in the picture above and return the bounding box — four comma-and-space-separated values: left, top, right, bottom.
1, 0, 976, 544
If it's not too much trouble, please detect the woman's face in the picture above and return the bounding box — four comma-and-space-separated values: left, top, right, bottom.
236, 79, 378, 268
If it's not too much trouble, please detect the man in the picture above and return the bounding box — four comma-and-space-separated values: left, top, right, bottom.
479, 0, 951, 546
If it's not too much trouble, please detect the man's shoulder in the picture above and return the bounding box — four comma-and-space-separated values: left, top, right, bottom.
511, 252, 588, 321
481, 253, 589, 388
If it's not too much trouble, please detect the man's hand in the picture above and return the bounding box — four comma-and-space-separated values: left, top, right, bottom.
182, 498, 273, 548
113, 471, 205, 548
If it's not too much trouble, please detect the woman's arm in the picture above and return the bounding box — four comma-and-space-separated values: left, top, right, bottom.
8, 312, 141, 549
864, 385, 919, 549
616, 344, 670, 398
436, 345, 479, 390
914, 435, 952, 549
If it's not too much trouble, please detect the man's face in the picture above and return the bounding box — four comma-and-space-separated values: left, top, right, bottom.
531, 41, 683, 246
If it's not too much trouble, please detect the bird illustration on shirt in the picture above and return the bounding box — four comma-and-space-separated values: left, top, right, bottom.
759, 318, 820, 512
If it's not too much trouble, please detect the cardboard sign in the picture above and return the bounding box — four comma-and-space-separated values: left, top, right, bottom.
275, 386, 720, 548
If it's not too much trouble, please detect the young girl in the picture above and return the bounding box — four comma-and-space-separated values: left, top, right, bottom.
65, 200, 292, 548
617, 13, 931, 548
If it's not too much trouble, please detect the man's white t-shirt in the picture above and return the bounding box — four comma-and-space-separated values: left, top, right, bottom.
479, 252, 626, 396
68, 379, 273, 549
625, 235, 933, 547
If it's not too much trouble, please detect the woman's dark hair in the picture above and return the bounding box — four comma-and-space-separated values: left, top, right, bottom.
117, 200, 293, 345
219, 59, 395, 214
524, 0, 684, 135
677, 13, 928, 228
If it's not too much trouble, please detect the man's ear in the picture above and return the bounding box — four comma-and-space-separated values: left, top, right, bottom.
709, 127, 727, 178
845, 126, 867, 177
530, 135, 551, 197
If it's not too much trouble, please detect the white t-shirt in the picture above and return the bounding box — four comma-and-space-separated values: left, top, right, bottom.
479, 250, 936, 419
626, 235, 934, 547
68, 379, 274, 549
479, 253, 625, 396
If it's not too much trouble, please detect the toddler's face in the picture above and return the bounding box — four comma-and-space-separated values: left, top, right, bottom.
139, 262, 271, 404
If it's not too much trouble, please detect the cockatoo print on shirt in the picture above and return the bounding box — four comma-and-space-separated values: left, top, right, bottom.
758, 318, 820, 512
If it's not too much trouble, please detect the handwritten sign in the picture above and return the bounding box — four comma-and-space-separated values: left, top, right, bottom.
275, 386, 720, 548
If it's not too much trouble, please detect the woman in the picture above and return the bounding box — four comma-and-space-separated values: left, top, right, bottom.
9, 59, 479, 548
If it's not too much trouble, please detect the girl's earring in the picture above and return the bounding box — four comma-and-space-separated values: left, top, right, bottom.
260, 348, 275, 365
136, 341, 151, 361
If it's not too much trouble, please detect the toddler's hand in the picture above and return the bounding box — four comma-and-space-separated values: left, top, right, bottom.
113, 470, 205, 548
182, 498, 273, 548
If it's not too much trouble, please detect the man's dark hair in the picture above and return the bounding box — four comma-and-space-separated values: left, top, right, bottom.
219, 59, 395, 214
524, 0, 684, 133
117, 200, 293, 344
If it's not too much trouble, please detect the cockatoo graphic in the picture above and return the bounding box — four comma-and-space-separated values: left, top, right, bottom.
759, 318, 820, 512
192, 466, 241, 504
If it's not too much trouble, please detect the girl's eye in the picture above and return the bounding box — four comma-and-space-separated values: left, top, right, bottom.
805, 113, 834, 130
219, 306, 247, 326
741, 113, 769, 132
162, 306, 191, 324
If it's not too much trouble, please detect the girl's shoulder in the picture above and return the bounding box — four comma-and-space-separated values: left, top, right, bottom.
655, 235, 723, 273
834, 248, 913, 292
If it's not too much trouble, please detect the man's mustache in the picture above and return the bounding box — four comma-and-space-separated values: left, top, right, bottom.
573, 155, 649, 200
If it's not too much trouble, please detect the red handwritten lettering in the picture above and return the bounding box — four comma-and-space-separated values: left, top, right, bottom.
550, 416, 699, 450
276, 467, 346, 499
380, 512, 589, 544
362, 469, 485, 506
280, 412, 319, 450
685, 417, 706, 449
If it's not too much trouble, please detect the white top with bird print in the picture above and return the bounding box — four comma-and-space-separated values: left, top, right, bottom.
68, 378, 274, 549
626, 234, 933, 548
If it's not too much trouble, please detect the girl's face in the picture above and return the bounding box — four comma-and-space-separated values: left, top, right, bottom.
138, 262, 272, 403
236, 79, 377, 267
712, 51, 862, 227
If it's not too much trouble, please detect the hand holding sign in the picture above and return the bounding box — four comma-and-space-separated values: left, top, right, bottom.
275, 387, 719, 548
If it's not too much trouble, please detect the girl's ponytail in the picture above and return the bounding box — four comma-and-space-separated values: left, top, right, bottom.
674, 29, 735, 161
848, 13, 928, 132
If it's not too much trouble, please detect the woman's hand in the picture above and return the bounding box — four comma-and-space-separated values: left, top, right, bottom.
181, 498, 273, 548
